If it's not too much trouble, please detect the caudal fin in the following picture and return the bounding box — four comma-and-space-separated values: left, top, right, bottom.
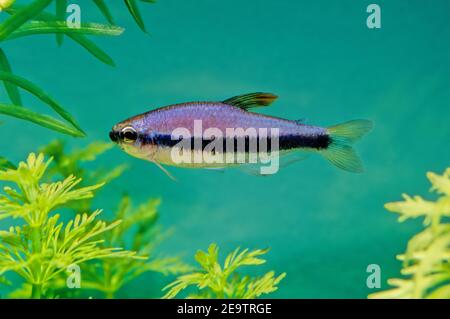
320, 119, 373, 173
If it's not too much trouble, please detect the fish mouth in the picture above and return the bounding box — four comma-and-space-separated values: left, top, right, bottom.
109, 130, 119, 143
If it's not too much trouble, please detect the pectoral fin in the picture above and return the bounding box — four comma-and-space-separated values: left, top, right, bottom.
223, 92, 278, 110
153, 161, 177, 181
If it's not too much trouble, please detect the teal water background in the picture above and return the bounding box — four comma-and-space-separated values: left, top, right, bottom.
1, 0, 449, 298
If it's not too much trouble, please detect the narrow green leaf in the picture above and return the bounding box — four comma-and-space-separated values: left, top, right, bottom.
0, 0, 53, 41
0, 155, 16, 170
0, 48, 22, 106
55, 0, 67, 46
124, 0, 147, 32
0, 103, 85, 137
93, 0, 115, 25
5, 6, 116, 66
66, 34, 116, 66
0, 71, 84, 134
5, 21, 125, 40
139, 0, 156, 3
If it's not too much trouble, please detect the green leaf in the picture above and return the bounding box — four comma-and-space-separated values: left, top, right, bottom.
5, 21, 125, 40
0, 155, 16, 170
93, 0, 115, 25
0, 0, 53, 41
0, 48, 22, 106
0, 103, 85, 137
144, 257, 194, 276
163, 243, 285, 299
55, 0, 67, 46
40, 176, 104, 213
223, 247, 268, 276
91, 164, 128, 185
67, 34, 116, 66
242, 271, 286, 299
0, 71, 84, 134
4, 6, 116, 66
124, 0, 147, 32
70, 141, 114, 162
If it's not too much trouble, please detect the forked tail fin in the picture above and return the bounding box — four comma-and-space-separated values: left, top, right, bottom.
320, 119, 373, 173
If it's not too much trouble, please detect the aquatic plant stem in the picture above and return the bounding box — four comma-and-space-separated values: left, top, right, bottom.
31, 283, 42, 299
103, 263, 115, 299
30, 225, 43, 299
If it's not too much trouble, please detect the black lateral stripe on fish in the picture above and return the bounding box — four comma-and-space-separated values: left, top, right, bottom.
109, 92, 373, 179
138, 133, 331, 151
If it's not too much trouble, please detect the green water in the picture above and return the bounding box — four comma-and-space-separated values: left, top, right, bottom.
0, 0, 449, 298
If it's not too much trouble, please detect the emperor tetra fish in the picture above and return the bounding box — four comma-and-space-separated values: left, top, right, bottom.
109, 92, 373, 179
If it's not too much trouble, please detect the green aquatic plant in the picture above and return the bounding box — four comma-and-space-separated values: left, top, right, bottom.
0, 155, 14, 170
163, 243, 286, 299
70, 195, 192, 299
40, 140, 126, 183
37, 140, 190, 298
0, 0, 154, 138
92, 0, 155, 32
0, 152, 136, 298
40, 140, 127, 212
0, 0, 123, 137
369, 168, 450, 299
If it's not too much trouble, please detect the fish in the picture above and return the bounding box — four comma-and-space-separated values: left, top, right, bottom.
109, 92, 373, 179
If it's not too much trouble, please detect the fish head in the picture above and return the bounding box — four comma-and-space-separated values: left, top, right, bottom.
109, 115, 158, 161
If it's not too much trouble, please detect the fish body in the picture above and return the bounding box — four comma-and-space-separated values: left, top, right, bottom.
110, 93, 372, 177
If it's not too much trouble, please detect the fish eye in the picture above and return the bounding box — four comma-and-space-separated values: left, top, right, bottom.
121, 126, 137, 143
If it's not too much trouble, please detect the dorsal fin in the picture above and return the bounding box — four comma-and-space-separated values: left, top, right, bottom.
222, 92, 278, 110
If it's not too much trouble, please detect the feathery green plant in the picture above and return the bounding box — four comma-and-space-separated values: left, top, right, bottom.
39, 140, 127, 213
0, 0, 154, 138
0, 152, 137, 298
69, 195, 192, 299
369, 168, 450, 299
39, 140, 121, 180
163, 243, 286, 299
37, 140, 190, 298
